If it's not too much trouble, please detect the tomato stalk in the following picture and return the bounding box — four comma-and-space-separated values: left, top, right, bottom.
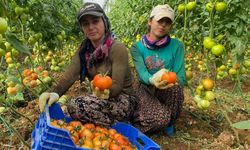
37, 43, 46, 68
232, 69, 243, 96
220, 110, 240, 146
28, 56, 35, 71
209, 0, 218, 38
187, 83, 195, 97
182, 0, 188, 41
0, 115, 31, 149
18, 19, 25, 40
37, 77, 52, 91
0, 56, 3, 67
4, 103, 34, 126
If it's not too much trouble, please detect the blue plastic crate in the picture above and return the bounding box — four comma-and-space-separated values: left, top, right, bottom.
31, 103, 160, 150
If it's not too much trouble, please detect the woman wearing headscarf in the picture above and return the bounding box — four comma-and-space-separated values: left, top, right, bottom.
130, 4, 186, 135
38, 2, 137, 127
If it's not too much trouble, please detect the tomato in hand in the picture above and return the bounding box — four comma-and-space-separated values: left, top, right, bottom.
161, 72, 177, 84
93, 74, 112, 90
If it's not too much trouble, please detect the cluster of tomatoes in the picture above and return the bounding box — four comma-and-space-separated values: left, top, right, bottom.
194, 78, 215, 110
22, 66, 52, 88
51, 120, 137, 150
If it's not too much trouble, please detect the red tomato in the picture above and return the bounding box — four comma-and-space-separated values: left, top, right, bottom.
93, 74, 112, 90
161, 72, 177, 84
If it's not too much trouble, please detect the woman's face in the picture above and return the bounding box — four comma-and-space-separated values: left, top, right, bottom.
148, 17, 172, 40
80, 15, 105, 43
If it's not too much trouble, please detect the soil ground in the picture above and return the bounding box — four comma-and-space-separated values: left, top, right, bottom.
0, 74, 249, 150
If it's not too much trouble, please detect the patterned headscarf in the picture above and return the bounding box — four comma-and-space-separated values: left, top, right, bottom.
141, 34, 171, 50
78, 14, 115, 82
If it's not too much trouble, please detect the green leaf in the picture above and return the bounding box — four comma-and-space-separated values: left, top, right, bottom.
5, 32, 31, 55
15, 92, 24, 101
231, 120, 250, 129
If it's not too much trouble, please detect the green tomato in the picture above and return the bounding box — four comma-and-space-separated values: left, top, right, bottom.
51, 59, 57, 65
0, 48, 5, 57
229, 68, 237, 75
58, 62, 65, 67
206, 2, 213, 12
206, 40, 216, 49
54, 66, 60, 72
57, 35, 63, 41
243, 60, 250, 68
34, 33, 43, 40
14, 7, 24, 15
0, 107, 7, 114
36, 79, 41, 85
11, 49, 19, 56
219, 65, 226, 71
217, 70, 224, 76
186, 1, 196, 11
205, 91, 215, 101
8, 63, 15, 69
196, 88, 202, 96
215, 2, 227, 12
4, 42, 11, 51
15, 84, 23, 92
216, 34, 224, 40
194, 95, 202, 103
240, 67, 247, 74
0, 17, 8, 34
178, 4, 186, 13
211, 44, 224, 56
42, 76, 52, 84
203, 37, 216, 49
198, 100, 210, 110
20, 14, 28, 22
28, 36, 37, 44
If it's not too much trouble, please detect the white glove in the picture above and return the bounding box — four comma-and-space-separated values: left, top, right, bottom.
91, 81, 110, 99
149, 68, 169, 89
150, 68, 168, 82
39, 92, 59, 112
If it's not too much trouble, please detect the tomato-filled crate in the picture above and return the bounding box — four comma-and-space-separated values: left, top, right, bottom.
31, 103, 160, 150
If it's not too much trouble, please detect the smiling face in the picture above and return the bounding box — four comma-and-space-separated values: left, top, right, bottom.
148, 17, 172, 41
80, 15, 105, 44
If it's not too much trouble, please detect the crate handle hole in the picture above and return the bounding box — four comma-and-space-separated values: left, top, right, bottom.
136, 137, 145, 146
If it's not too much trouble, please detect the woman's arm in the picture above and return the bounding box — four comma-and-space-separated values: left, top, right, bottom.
50, 52, 80, 96
130, 43, 152, 85
109, 42, 129, 98
173, 42, 186, 86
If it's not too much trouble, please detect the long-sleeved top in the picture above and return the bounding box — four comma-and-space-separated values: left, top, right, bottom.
51, 41, 134, 98
130, 38, 186, 86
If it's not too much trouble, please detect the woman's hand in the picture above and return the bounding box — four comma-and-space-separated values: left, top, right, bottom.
149, 68, 178, 89
39, 92, 59, 112
91, 81, 110, 99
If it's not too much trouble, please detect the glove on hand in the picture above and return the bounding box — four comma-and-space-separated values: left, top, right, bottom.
149, 68, 168, 89
39, 92, 59, 112
91, 81, 110, 99
149, 69, 178, 89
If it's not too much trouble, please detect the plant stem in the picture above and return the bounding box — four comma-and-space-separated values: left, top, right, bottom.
8, 105, 34, 126
0, 115, 31, 149
183, 0, 188, 41
221, 110, 240, 146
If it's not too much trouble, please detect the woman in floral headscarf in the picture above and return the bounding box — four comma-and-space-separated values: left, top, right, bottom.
38, 2, 137, 127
